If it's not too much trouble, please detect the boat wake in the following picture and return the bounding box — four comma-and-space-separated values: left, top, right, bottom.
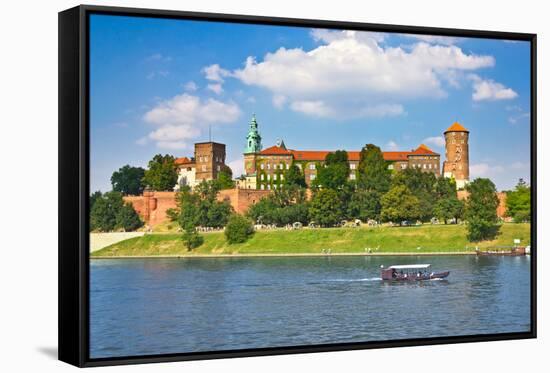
324, 277, 382, 283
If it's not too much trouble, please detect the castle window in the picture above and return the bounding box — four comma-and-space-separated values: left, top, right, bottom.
279, 164, 283, 169
205, 156, 208, 162
286, 163, 289, 169
388, 164, 394, 170
423, 164, 426, 169
202, 165, 206, 171
273, 184, 277, 189
267, 163, 271, 170
310, 174, 316, 180
280, 174, 284, 180
261, 164, 264, 170
309, 163, 315, 170
261, 174, 264, 181
199, 156, 203, 162
350, 163, 356, 170
267, 184, 271, 190
217, 165, 221, 171
350, 173, 356, 180
260, 184, 264, 190
401, 164, 407, 169
267, 174, 271, 181
429, 164, 432, 169
273, 174, 277, 180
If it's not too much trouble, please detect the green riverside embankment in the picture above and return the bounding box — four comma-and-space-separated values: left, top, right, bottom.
91, 223, 531, 257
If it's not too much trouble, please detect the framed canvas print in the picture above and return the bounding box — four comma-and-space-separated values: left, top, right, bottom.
58, 5, 537, 367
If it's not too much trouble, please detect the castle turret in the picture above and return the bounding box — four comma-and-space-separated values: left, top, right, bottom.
443, 122, 470, 189
243, 114, 262, 176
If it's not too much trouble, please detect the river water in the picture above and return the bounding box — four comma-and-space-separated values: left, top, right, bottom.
90, 255, 531, 358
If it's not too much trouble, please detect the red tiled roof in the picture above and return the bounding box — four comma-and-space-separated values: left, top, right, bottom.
445, 122, 469, 133
260, 145, 293, 155
383, 151, 410, 161
409, 144, 438, 156
175, 157, 194, 166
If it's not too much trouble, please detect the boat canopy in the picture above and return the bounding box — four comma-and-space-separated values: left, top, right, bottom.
388, 264, 431, 270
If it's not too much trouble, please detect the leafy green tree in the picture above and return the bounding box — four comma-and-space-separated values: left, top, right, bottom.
380, 185, 421, 223
142, 154, 178, 191
246, 187, 309, 226
284, 163, 307, 188
464, 178, 500, 241
506, 179, 531, 222
315, 150, 350, 190
217, 165, 235, 190
225, 214, 255, 244
90, 191, 102, 211
115, 203, 144, 231
89, 191, 124, 232
358, 144, 391, 193
392, 168, 437, 221
308, 189, 344, 227
111, 165, 146, 195
347, 190, 381, 222
433, 197, 464, 224
181, 222, 204, 251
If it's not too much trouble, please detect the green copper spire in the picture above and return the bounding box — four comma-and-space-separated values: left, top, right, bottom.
244, 114, 262, 153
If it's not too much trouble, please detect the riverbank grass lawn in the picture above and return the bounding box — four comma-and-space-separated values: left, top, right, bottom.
92, 223, 531, 257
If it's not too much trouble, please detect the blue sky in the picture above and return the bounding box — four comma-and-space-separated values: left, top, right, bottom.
90, 14, 531, 193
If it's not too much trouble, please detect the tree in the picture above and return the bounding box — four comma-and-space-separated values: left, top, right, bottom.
357, 144, 391, 193
308, 189, 344, 227
225, 214, 255, 244
142, 154, 178, 191
506, 179, 531, 222
217, 165, 235, 190
433, 197, 464, 224
284, 164, 307, 188
392, 168, 437, 221
380, 185, 422, 223
111, 165, 146, 195
464, 178, 500, 241
115, 203, 144, 231
89, 191, 124, 232
347, 190, 382, 222
315, 150, 350, 190
181, 222, 204, 251
90, 191, 102, 211
246, 187, 309, 226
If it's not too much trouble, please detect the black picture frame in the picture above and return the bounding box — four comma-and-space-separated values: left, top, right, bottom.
58, 4, 537, 368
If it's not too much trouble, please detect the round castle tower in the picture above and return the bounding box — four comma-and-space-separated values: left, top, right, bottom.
443, 122, 470, 189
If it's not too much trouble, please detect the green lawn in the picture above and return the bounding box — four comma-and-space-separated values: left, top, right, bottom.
91, 223, 531, 257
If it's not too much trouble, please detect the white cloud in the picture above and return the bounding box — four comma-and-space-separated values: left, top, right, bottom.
147, 70, 169, 80
290, 100, 334, 117
401, 34, 462, 45
203, 64, 230, 82
272, 94, 287, 109
230, 30, 494, 118
184, 81, 198, 92
359, 104, 405, 118
386, 141, 399, 151
246, 96, 256, 103
143, 93, 241, 149
423, 136, 446, 147
470, 161, 530, 190
207, 83, 224, 95
470, 163, 504, 178
469, 74, 518, 101
508, 112, 530, 124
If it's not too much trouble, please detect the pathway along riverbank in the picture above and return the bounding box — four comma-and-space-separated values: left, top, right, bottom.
91, 223, 530, 258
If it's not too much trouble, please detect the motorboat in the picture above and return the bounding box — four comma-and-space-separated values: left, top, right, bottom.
380, 264, 449, 281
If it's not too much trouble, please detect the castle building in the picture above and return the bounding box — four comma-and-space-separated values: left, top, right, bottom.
174, 142, 227, 190
442, 122, 470, 189
238, 115, 442, 190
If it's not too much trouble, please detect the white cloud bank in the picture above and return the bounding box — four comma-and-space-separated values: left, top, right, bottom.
141, 93, 241, 149
228, 29, 498, 118
423, 136, 446, 148
469, 74, 518, 101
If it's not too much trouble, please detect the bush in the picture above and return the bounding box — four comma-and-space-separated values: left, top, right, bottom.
225, 214, 254, 244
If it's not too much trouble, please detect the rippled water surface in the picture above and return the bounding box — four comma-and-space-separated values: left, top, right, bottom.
90, 255, 531, 358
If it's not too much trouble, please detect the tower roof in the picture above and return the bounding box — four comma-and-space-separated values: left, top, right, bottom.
445, 122, 469, 133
